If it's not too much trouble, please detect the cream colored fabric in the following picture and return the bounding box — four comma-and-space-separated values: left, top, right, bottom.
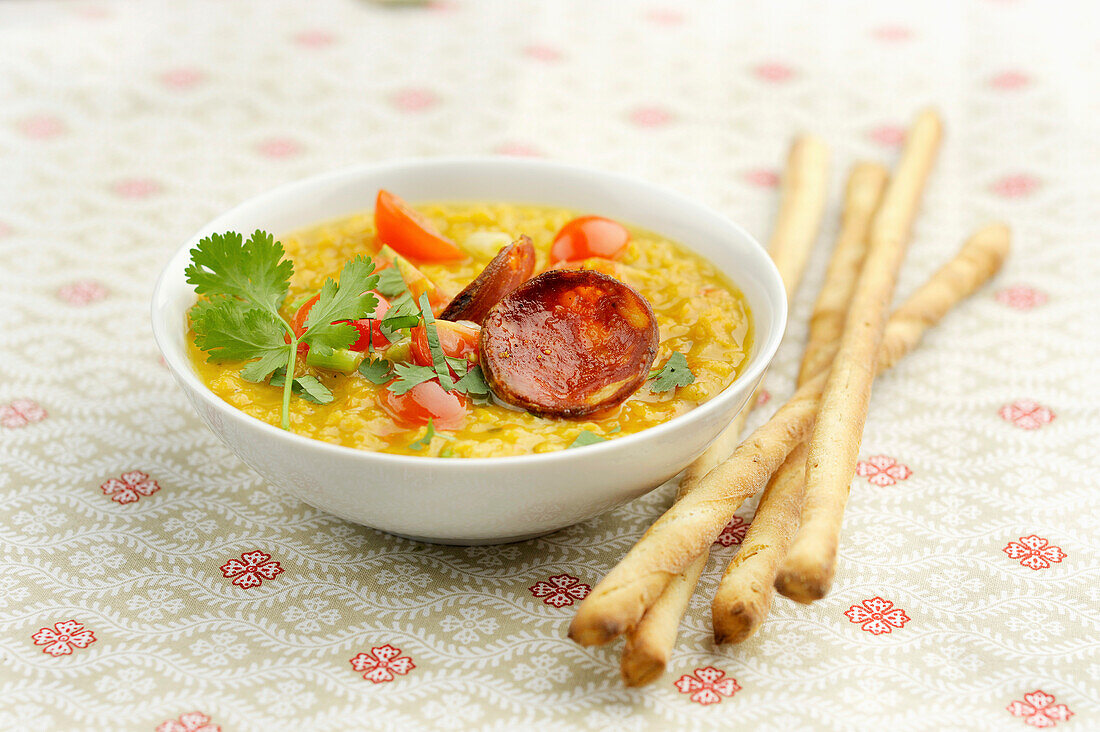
1, 1, 1097, 730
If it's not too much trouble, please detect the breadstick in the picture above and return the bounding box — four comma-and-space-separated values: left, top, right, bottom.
618, 135, 830, 686
777, 108, 943, 603
568, 222, 1009, 646
710, 163, 888, 644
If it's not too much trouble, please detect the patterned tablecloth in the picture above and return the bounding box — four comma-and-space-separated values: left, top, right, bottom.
2, 1, 1098, 729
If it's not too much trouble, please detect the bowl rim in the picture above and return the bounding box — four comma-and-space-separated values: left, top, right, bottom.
151, 155, 787, 468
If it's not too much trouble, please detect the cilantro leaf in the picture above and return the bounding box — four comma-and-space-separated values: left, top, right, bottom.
185, 230, 293, 313
269, 372, 334, 404
358, 357, 394, 385
240, 349, 293, 383
387, 362, 438, 395
454, 364, 489, 396
300, 256, 379, 354
375, 266, 407, 297
408, 419, 437, 451
380, 291, 420, 339
568, 430, 607, 449
418, 293, 454, 390
648, 352, 695, 392
190, 298, 289, 362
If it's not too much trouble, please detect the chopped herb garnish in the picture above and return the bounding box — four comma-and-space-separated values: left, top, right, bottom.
269, 371, 334, 405
375, 266, 407, 297
358, 357, 394, 385
438, 445, 454, 458
387, 362, 438, 395
648, 352, 695, 392
568, 430, 607, 449
408, 418, 454, 451
300, 257, 378, 356
379, 290, 420, 339
454, 364, 489, 396
418, 293, 455, 390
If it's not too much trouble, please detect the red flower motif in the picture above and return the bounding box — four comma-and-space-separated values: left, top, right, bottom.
714, 516, 750, 547
293, 29, 337, 48
628, 106, 674, 128
100, 471, 161, 504
991, 174, 1039, 198
1000, 400, 1055, 430
390, 88, 439, 112
870, 25, 913, 42
755, 389, 772, 406
646, 8, 685, 25
1003, 535, 1067, 570
523, 44, 562, 62
844, 597, 910, 635
990, 71, 1031, 90
156, 712, 221, 732
752, 63, 796, 83
32, 620, 96, 656
674, 667, 741, 705
256, 137, 302, 158
528, 574, 591, 607
1, 399, 47, 428
220, 550, 284, 589
112, 178, 162, 199
868, 124, 906, 148
743, 169, 779, 188
160, 68, 205, 90
1007, 690, 1073, 728
349, 645, 415, 683
493, 141, 542, 157
57, 280, 108, 305
996, 285, 1047, 310
18, 115, 66, 140
856, 456, 913, 486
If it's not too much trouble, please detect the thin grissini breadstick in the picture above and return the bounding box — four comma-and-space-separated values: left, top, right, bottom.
618, 135, 830, 686
710, 163, 888, 644
568, 222, 1009, 646
777, 108, 943, 603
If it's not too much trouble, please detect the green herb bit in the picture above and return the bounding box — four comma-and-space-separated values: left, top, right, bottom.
454, 364, 489, 396
299, 256, 379, 356
358, 357, 394, 384
185, 230, 293, 313
648, 352, 695, 392
270, 372, 334, 405
438, 445, 454, 458
375, 266, 407, 297
417, 293, 454, 390
379, 291, 420, 339
387, 362, 438, 395
568, 430, 608, 449
408, 418, 454, 451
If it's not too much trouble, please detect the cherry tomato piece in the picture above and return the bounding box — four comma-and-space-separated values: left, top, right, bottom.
343, 291, 391, 351
377, 378, 469, 430
549, 216, 630, 263
410, 320, 480, 371
375, 189, 466, 263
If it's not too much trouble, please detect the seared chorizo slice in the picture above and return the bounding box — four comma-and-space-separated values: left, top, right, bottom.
480, 269, 659, 418
439, 235, 536, 324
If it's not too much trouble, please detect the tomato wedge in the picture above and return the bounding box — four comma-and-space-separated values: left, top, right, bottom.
410, 320, 480, 371
549, 215, 630, 263
344, 292, 391, 351
375, 189, 466, 262
377, 378, 469, 430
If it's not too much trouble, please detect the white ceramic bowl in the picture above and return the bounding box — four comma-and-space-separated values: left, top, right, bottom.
151, 158, 786, 544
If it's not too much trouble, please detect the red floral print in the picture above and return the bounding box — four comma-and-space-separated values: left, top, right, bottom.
390, 88, 439, 112
646, 8, 685, 25
1003, 535, 1067, 570
868, 124, 906, 148
755, 388, 772, 406
996, 285, 1048, 310
220, 550, 284, 589
991, 174, 1039, 198
752, 63, 795, 83
349, 645, 415, 683
870, 25, 913, 42
845, 597, 910, 635
493, 141, 542, 157
32, 620, 96, 656
628, 106, 674, 128
990, 70, 1032, 90
528, 574, 591, 607
523, 44, 562, 62
1000, 400, 1055, 430
156, 712, 221, 732
1, 399, 47, 428
674, 667, 741, 705
1007, 690, 1073, 728
256, 137, 302, 158
856, 456, 913, 486
112, 178, 162, 199
714, 516, 750, 547
18, 115, 66, 140
57, 280, 107, 305
160, 68, 205, 89
100, 471, 161, 504
743, 169, 780, 188
293, 29, 336, 48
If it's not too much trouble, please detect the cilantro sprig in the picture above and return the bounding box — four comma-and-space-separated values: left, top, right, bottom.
186, 230, 378, 430
648, 352, 695, 392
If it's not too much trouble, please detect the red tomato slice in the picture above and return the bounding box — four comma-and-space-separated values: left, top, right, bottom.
375, 189, 466, 262
377, 378, 469, 430
410, 321, 480, 371
285, 292, 321, 352
549, 215, 630, 263
343, 291, 391, 351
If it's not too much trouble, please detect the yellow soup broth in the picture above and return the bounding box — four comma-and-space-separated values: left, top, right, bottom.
188, 202, 753, 457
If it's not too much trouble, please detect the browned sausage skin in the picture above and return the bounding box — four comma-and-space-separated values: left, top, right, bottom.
480, 269, 659, 418
439, 235, 536, 324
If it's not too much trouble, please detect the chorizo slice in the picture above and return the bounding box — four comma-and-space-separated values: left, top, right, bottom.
439, 235, 536, 325
480, 269, 659, 418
